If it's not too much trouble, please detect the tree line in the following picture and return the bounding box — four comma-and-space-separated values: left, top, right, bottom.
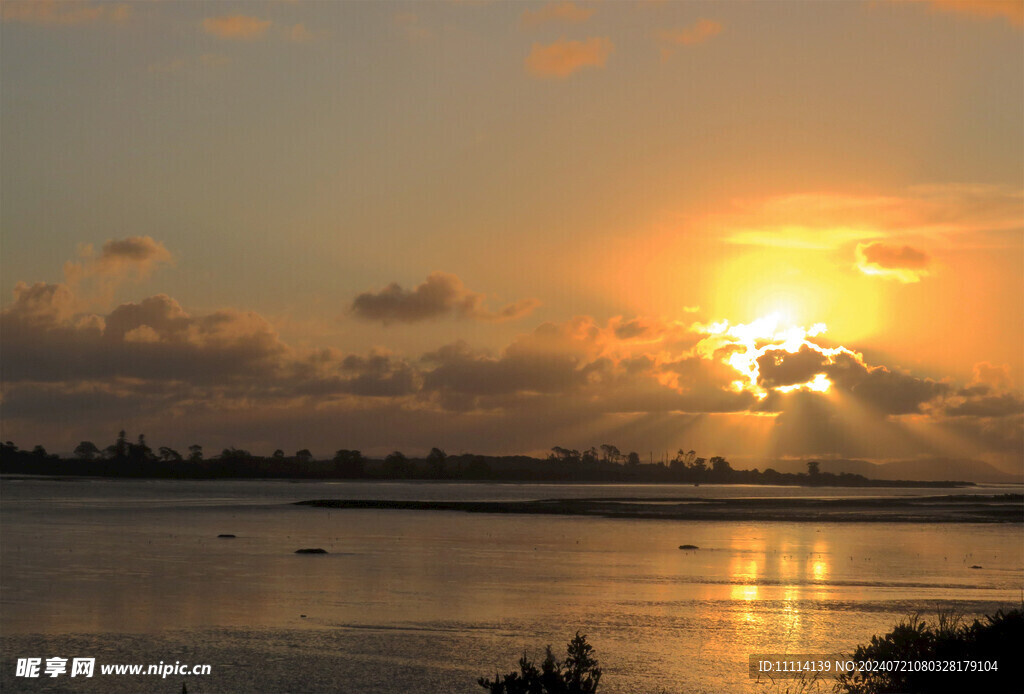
0, 433, 961, 487
0, 434, 490, 480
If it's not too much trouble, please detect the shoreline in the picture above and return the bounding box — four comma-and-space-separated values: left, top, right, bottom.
294, 494, 1024, 523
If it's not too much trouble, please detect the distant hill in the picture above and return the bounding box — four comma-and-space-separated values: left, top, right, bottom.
758, 458, 1022, 485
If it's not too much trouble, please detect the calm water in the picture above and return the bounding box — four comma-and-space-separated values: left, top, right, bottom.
2, 477, 1021, 693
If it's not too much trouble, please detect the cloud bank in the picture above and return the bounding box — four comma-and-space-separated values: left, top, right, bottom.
2, 242, 1020, 474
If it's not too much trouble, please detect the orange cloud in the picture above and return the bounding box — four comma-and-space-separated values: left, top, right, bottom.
656, 18, 722, 59
4, 282, 77, 329
2, 0, 130, 25
521, 2, 594, 28
971, 361, 1013, 391
713, 185, 1024, 249
202, 15, 272, 40
923, 0, 1023, 27
525, 37, 613, 78
64, 236, 172, 282
62, 236, 173, 305
855, 241, 931, 282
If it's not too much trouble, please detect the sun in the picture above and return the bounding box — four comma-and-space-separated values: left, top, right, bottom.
710, 248, 884, 343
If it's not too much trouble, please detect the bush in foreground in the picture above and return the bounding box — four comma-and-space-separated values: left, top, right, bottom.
836, 608, 1022, 694
479, 632, 601, 694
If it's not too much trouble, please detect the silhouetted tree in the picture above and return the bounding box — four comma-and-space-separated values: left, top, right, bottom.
129, 434, 153, 463
479, 632, 601, 694
670, 449, 696, 475
466, 455, 491, 479
710, 456, 732, 475
385, 451, 409, 477
295, 449, 313, 464
426, 447, 447, 478
188, 444, 203, 462
563, 632, 601, 693
31, 444, 48, 458
333, 449, 364, 477
114, 430, 129, 460
599, 444, 620, 464
158, 446, 182, 462
220, 447, 251, 461
581, 447, 598, 465
272, 449, 285, 460
550, 447, 581, 464
74, 441, 101, 461
807, 460, 820, 476
626, 451, 640, 466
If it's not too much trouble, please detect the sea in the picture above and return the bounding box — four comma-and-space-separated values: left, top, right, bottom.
1, 477, 1021, 693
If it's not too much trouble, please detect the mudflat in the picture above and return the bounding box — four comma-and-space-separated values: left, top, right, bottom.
296, 493, 1023, 523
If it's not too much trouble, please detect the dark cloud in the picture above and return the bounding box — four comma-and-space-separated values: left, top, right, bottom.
100, 237, 171, 263
350, 272, 539, 325
756, 345, 829, 388
941, 393, 1024, 417
824, 352, 950, 415
293, 352, 419, 398
1, 289, 287, 384
659, 355, 759, 413
422, 344, 584, 398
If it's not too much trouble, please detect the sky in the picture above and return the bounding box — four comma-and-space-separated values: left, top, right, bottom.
1, 0, 1022, 474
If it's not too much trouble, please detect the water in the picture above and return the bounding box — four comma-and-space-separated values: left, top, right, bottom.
2, 477, 1021, 693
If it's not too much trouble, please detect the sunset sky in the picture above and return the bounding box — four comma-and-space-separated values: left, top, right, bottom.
2, 0, 1022, 474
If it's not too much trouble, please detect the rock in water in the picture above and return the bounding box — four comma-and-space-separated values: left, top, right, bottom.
295, 548, 328, 554
678, 544, 699, 550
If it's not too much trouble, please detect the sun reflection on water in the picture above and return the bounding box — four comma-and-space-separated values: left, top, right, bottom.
725, 530, 835, 636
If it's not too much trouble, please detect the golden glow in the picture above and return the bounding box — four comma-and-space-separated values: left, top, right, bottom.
776, 372, 832, 394
706, 247, 885, 344
732, 584, 759, 602
693, 313, 861, 398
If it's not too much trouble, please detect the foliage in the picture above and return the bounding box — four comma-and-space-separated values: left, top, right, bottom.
426, 447, 447, 477
384, 450, 409, 477
158, 446, 182, 462
836, 608, 1022, 694
74, 441, 100, 460
479, 632, 601, 694
333, 448, 364, 477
